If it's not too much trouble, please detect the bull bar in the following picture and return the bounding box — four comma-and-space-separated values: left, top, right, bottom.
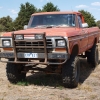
0, 33, 69, 65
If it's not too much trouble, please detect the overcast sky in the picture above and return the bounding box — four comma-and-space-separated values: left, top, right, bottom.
0, 0, 100, 21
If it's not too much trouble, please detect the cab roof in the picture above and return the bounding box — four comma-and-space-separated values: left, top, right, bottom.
32, 11, 82, 16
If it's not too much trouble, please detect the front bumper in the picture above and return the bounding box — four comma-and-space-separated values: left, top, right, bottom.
0, 52, 69, 64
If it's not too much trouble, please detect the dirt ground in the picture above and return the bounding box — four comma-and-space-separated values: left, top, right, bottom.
0, 44, 100, 100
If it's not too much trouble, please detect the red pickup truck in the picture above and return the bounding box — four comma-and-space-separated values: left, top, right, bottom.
0, 11, 100, 88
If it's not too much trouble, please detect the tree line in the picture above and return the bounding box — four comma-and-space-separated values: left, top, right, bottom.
0, 2, 99, 32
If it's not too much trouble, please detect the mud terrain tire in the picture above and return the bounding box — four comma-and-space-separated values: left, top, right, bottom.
6, 62, 26, 83
62, 56, 80, 88
87, 45, 99, 67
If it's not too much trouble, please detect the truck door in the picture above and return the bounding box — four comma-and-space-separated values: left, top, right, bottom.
78, 15, 88, 52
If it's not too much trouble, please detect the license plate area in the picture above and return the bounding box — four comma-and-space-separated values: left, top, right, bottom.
24, 53, 38, 58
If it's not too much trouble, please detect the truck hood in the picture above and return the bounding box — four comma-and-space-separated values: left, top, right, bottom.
3, 27, 80, 37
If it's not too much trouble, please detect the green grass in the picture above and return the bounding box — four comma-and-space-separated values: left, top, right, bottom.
17, 80, 29, 86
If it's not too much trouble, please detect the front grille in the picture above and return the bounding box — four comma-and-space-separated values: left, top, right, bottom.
15, 39, 53, 53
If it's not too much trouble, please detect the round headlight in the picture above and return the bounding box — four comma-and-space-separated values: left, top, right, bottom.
2, 40, 11, 47
57, 40, 65, 47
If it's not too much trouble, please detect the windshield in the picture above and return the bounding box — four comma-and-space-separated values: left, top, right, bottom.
28, 14, 76, 28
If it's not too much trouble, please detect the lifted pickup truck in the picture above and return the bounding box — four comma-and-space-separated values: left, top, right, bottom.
0, 11, 100, 88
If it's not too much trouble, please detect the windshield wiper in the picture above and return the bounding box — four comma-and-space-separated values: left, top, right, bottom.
46, 25, 56, 28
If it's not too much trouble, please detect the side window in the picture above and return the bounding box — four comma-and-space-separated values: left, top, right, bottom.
78, 16, 82, 28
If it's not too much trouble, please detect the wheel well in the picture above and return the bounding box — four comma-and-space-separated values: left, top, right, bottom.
71, 45, 79, 56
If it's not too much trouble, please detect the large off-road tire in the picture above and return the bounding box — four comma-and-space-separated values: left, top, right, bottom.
6, 62, 26, 83
86, 44, 99, 67
62, 56, 80, 88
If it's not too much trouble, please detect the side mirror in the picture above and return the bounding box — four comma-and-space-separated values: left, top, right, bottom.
24, 25, 28, 30
82, 23, 88, 28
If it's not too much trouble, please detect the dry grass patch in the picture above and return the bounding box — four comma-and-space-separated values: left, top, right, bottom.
91, 81, 100, 86
91, 72, 100, 79
64, 98, 71, 100
89, 94, 98, 100
77, 84, 92, 92
91, 73, 98, 77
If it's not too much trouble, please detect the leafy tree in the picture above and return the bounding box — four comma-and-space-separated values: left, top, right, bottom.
0, 16, 13, 32
79, 10, 96, 27
96, 20, 100, 28
42, 2, 60, 12
14, 2, 37, 30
